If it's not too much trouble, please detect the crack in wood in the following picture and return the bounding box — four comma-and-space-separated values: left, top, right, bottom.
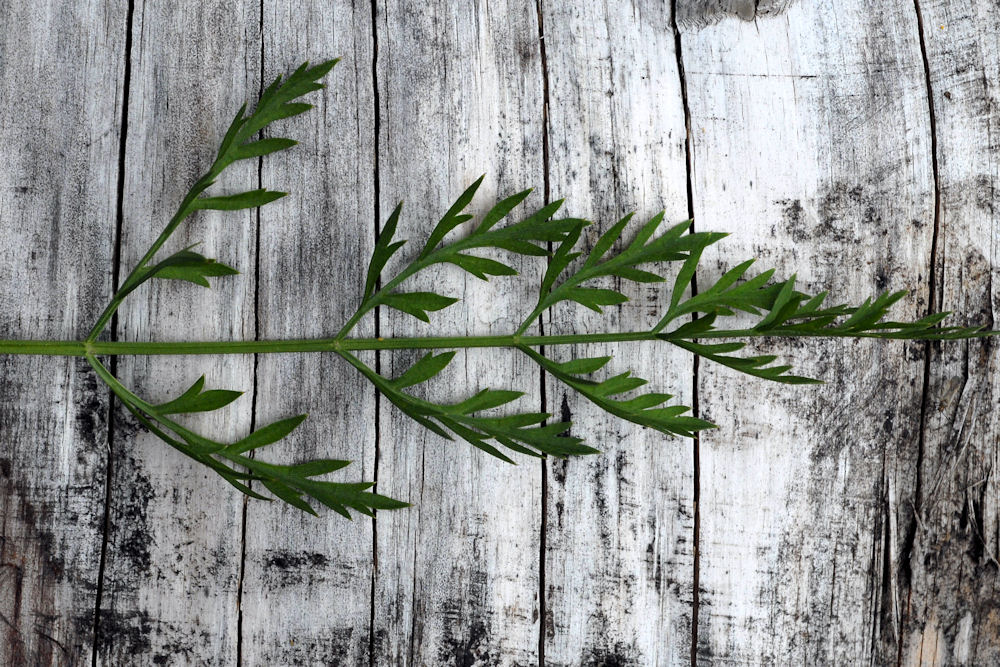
369, 0, 382, 664
669, 1, 701, 664
90, 0, 135, 664
234, 0, 266, 663
535, 3, 552, 666
902, 1, 942, 663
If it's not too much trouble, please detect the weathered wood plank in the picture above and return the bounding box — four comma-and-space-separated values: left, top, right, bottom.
681, 2, 933, 663
238, 4, 377, 664
904, 2, 1000, 664
371, 1, 546, 663
539, 2, 696, 664
676, 0, 798, 27
8, 1, 1000, 663
95, 3, 260, 664
0, 1, 126, 664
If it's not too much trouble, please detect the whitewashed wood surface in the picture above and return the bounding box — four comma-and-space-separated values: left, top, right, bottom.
1, 1, 999, 665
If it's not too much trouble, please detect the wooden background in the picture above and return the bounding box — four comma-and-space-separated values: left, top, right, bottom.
1, 0, 998, 664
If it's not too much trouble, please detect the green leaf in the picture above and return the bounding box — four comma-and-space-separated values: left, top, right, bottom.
476, 188, 532, 233
262, 480, 317, 515
216, 103, 249, 160
591, 372, 648, 397
235, 59, 338, 141
264, 102, 314, 124
668, 313, 717, 338
672, 339, 821, 385
155, 375, 243, 415
145, 249, 239, 288
669, 230, 725, 311
420, 175, 484, 258
383, 291, 459, 322
392, 351, 457, 388
490, 239, 550, 256
361, 491, 411, 512
486, 200, 573, 247
453, 389, 524, 414
365, 202, 406, 300
566, 287, 628, 312
555, 356, 613, 375
304, 480, 409, 519
584, 213, 633, 267
192, 189, 287, 211
285, 459, 352, 477
382, 393, 453, 440
228, 414, 308, 454
216, 469, 271, 501
521, 346, 714, 439
842, 291, 907, 331
627, 211, 665, 249
233, 137, 298, 160
540, 222, 584, 298
447, 254, 517, 280
754, 275, 800, 330
614, 267, 665, 283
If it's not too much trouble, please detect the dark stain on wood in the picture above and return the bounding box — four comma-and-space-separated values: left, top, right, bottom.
0, 457, 70, 665
110, 452, 155, 576
437, 617, 495, 667
259, 549, 335, 587
267, 627, 358, 665
93, 609, 154, 657
583, 640, 644, 666
263, 549, 330, 570
676, 0, 797, 28
73, 361, 106, 449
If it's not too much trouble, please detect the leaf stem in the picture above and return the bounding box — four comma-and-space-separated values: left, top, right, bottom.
3, 325, 994, 358
335, 229, 510, 339
335, 254, 438, 338
514, 303, 548, 337
86, 174, 216, 341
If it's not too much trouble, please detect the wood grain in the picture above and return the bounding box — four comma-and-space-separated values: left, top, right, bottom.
239, 5, 377, 664
539, 2, 696, 664
681, 1, 934, 663
4, 1, 1000, 664
371, 1, 546, 663
95, 3, 259, 664
904, 2, 1000, 663
0, 1, 126, 664
675, 0, 798, 27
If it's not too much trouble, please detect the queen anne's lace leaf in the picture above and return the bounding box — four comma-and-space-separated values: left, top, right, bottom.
71, 59, 993, 518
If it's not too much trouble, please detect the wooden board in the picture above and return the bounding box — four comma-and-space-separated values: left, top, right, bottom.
905, 1, 1000, 663
0, 1, 126, 664
539, 2, 697, 664
94, 3, 260, 664
680, 1, 934, 662
371, 1, 546, 663
676, 0, 799, 26
4, 0, 1000, 664
238, 5, 378, 665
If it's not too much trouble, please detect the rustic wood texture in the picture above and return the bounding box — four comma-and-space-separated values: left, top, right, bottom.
904, 1, 1000, 664
682, 1, 934, 663
371, 2, 546, 663
2, 1, 1000, 665
96, 3, 259, 664
239, 5, 377, 665
0, 2, 125, 665
540, 2, 696, 665
675, 0, 798, 27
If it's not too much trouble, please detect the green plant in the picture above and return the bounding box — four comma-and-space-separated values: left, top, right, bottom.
1, 60, 989, 517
